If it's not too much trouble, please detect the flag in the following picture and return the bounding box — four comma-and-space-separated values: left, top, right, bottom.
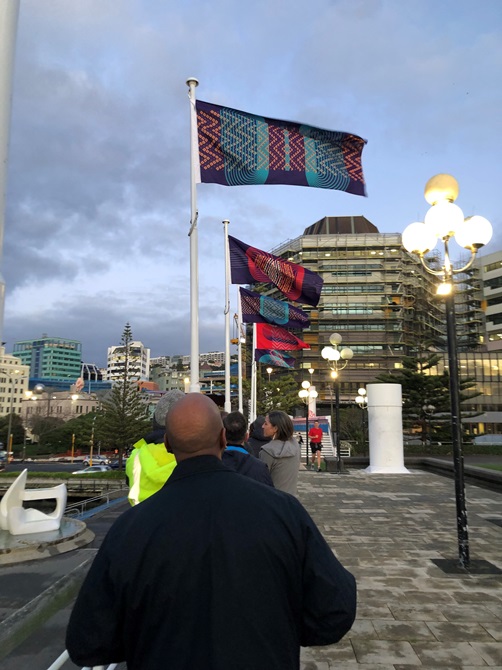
256, 323, 310, 351
230, 235, 323, 307
240, 287, 310, 329
255, 350, 295, 369
195, 100, 367, 196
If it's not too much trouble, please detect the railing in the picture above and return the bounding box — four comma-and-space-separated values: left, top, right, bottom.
47, 649, 118, 670
64, 489, 127, 519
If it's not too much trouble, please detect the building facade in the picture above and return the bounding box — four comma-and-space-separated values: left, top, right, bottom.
107, 341, 150, 382
12, 336, 82, 382
0, 347, 30, 418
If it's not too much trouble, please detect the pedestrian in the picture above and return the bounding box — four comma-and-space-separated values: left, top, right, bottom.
66, 393, 356, 670
246, 414, 271, 457
260, 410, 301, 495
125, 388, 184, 505
309, 419, 324, 472
222, 411, 274, 486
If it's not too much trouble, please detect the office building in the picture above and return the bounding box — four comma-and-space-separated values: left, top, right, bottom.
107, 341, 150, 382
12, 335, 82, 382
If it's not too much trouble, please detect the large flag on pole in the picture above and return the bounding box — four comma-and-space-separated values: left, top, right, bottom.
195, 100, 367, 196
256, 323, 310, 351
229, 236, 323, 307
240, 287, 310, 329
255, 350, 296, 368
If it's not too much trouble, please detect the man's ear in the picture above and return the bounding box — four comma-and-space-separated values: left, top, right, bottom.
220, 427, 227, 453
164, 433, 173, 454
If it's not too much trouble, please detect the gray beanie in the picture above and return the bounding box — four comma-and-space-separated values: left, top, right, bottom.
153, 389, 185, 428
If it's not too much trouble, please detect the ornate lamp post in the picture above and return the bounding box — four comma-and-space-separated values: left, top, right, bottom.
355, 387, 368, 455
402, 173, 492, 569
321, 333, 353, 474
298, 381, 318, 467
266, 366, 273, 383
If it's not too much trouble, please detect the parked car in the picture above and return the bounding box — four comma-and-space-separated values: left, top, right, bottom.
72, 465, 112, 475
82, 455, 109, 466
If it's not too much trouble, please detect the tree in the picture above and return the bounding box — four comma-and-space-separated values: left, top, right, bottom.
97, 323, 151, 465
375, 352, 479, 444
0, 413, 25, 448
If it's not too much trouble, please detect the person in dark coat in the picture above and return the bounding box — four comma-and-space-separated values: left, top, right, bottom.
66, 394, 357, 670
222, 411, 274, 486
246, 414, 271, 457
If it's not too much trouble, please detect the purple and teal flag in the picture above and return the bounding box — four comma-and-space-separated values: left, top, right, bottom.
255, 350, 295, 369
195, 100, 367, 196
229, 235, 323, 307
240, 287, 310, 329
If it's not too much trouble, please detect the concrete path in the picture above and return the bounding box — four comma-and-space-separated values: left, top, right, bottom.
1, 467, 502, 669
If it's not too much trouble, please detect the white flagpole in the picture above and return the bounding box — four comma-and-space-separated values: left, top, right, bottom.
186, 77, 200, 392
250, 323, 257, 423
237, 289, 243, 413
0, 0, 20, 344
223, 219, 231, 412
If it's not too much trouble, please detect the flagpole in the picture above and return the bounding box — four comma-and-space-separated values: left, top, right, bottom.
237, 289, 243, 413
223, 219, 231, 412
250, 323, 257, 423
0, 0, 20, 344
186, 77, 200, 393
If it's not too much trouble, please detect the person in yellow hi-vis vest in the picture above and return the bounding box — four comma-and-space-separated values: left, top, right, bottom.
126, 389, 184, 505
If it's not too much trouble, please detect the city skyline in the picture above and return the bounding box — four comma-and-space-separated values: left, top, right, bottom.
2, 0, 501, 366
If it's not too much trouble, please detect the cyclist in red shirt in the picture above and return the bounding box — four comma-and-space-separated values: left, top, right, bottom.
308, 420, 323, 472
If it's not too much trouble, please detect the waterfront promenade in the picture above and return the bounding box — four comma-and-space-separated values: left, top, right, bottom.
1, 465, 502, 669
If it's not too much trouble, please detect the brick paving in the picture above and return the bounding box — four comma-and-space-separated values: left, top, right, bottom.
1, 467, 502, 668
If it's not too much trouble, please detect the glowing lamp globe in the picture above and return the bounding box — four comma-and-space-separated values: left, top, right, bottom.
424, 201, 465, 240
402, 222, 438, 254
424, 174, 459, 205
455, 215, 493, 250
329, 333, 342, 346
340, 347, 354, 360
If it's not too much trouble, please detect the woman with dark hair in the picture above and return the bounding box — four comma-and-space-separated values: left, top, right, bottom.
247, 415, 271, 458
259, 410, 301, 495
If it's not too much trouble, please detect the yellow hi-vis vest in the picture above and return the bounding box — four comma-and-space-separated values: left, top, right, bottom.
126, 439, 177, 506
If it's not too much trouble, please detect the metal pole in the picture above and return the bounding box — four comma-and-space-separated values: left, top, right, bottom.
187, 77, 200, 393
305, 403, 309, 468
335, 377, 342, 473
330, 385, 335, 457
6, 375, 14, 456
445, 292, 470, 568
223, 219, 231, 412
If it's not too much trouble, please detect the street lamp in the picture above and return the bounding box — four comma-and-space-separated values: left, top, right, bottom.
322, 333, 353, 474
298, 380, 318, 467
402, 173, 492, 569
266, 367, 273, 383
422, 403, 435, 446
356, 387, 368, 455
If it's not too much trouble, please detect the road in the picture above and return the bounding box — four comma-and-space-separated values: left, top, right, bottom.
2, 462, 125, 474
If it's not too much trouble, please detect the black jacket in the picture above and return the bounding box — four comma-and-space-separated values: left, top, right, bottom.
66, 456, 356, 670
222, 445, 274, 486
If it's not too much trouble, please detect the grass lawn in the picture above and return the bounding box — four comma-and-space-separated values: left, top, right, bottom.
476, 464, 502, 472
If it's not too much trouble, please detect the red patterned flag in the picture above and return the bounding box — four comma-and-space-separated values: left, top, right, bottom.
255, 350, 295, 368
195, 100, 367, 196
229, 236, 323, 307
256, 324, 310, 351
240, 287, 310, 329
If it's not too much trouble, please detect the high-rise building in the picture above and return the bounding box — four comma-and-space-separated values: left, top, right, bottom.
107, 341, 150, 382
265, 216, 483, 413
12, 335, 82, 382
475, 250, 502, 351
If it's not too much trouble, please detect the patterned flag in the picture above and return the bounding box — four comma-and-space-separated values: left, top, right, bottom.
195, 100, 367, 196
255, 349, 295, 369
240, 287, 310, 329
229, 235, 323, 307
256, 323, 310, 351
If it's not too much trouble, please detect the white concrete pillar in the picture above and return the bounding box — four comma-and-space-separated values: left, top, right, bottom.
365, 383, 409, 474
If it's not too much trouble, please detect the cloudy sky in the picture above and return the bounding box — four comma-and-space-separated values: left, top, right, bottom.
2, 0, 502, 367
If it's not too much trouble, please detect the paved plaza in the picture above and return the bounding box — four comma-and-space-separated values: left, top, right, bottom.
1, 465, 502, 669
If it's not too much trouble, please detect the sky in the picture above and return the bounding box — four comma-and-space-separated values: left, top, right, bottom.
2, 0, 502, 368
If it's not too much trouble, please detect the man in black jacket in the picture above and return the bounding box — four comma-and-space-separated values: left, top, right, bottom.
222, 411, 274, 486
66, 394, 356, 670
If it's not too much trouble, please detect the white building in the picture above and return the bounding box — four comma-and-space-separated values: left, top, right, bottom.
107, 341, 150, 382
477, 250, 502, 351
0, 347, 30, 417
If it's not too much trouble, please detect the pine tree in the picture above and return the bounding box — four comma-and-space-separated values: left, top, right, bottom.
97, 323, 151, 465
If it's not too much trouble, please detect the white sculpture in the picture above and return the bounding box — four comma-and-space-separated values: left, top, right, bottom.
0, 468, 67, 535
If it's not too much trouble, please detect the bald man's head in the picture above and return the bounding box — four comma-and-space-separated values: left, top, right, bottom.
164, 393, 226, 461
